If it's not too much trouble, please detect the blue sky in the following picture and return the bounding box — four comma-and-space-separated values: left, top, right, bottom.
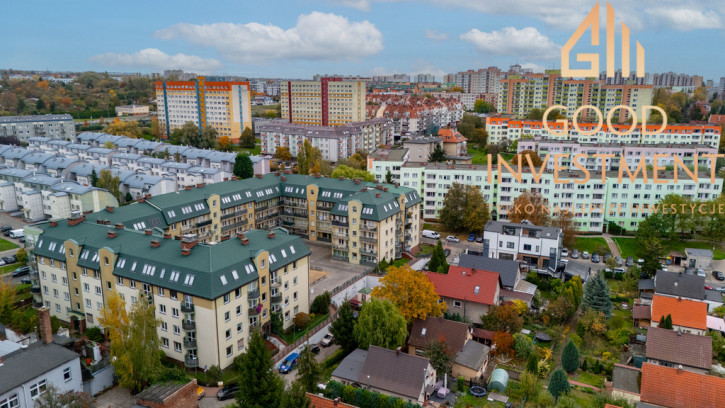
3, 0, 724, 80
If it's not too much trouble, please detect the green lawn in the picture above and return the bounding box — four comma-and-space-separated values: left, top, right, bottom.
454, 386, 506, 407
251, 104, 280, 116
572, 237, 610, 254
418, 244, 435, 256
613, 237, 725, 260
574, 371, 605, 388
280, 313, 329, 344
468, 147, 488, 165
0, 263, 19, 275
0, 238, 18, 251
390, 258, 409, 268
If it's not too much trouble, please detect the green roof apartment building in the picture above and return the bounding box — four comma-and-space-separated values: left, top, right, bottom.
30, 218, 311, 370
367, 156, 722, 232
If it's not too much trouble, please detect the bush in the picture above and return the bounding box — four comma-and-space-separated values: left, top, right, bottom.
206, 365, 222, 384
323, 349, 346, 369
83, 327, 105, 343
514, 333, 534, 359
561, 340, 580, 374
311, 292, 331, 315
457, 376, 465, 392
294, 312, 311, 330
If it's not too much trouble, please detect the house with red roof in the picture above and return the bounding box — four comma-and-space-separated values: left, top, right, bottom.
640, 363, 725, 408
426, 266, 501, 321
650, 294, 707, 335
438, 128, 467, 157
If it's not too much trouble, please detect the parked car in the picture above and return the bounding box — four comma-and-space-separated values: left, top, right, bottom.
321, 333, 334, 347
467, 233, 476, 242
615, 256, 623, 266
11, 266, 29, 277
685, 267, 695, 275
713, 271, 725, 281
422, 230, 440, 239
705, 285, 713, 290
614, 268, 626, 274
446, 235, 460, 243
279, 353, 299, 374
637, 258, 644, 264
2, 230, 10, 237
443, 249, 451, 257
18, 237, 25, 243
2, 255, 16, 264
216, 384, 240, 401
197, 386, 205, 400
625, 257, 634, 267
0, 259, 5, 266
561, 248, 569, 257
581, 251, 590, 260
591, 253, 600, 263
603, 253, 611, 263
310, 344, 321, 354
571, 249, 579, 259
20, 277, 31, 285
696, 268, 706, 277
476, 236, 483, 243
0, 225, 12, 233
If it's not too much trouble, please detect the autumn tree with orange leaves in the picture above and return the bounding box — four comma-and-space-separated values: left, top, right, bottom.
371, 264, 446, 322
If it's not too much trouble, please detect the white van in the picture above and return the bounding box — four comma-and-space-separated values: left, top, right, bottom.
422, 230, 440, 239
8, 229, 24, 239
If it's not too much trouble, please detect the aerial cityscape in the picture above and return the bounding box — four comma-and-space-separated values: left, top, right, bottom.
2, 1, 725, 408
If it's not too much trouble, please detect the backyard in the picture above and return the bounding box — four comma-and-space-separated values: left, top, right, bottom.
613, 237, 725, 260
467, 147, 514, 166
571, 237, 610, 254
279, 313, 329, 344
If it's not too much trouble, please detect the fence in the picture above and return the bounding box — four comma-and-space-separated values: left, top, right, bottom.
272, 307, 339, 364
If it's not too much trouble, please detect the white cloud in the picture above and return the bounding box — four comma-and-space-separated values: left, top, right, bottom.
155, 12, 383, 64
520, 63, 547, 73
461, 27, 560, 60
89, 48, 222, 72
328, 0, 371, 11
645, 7, 722, 30
424, 29, 449, 41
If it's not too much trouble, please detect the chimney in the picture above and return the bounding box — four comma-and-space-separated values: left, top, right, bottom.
384, 187, 388, 192
237, 233, 245, 241
677, 365, 683, 373
396, 346, 401, 356
107, 230, 117, 239
334, 398, 341, 406
174, 235, 182, 240
49, 220, 58, 227
181, 234, 198, 253
220, 234, 230, 241
105, 206, 114, 213
241, 237, 249, 245
255, 174, 262, 179
96, 219, 103, 224
281, 176, 287, 182
114, 223, 124, 229
137, 197, 144, 203
38, 307, 53, 344
678, 296, 682, 302
274, 171, 280, 176
163, 232, 172, 239
150, 239, 160, 248
68, 214, 86, 226
185, 186, 192, 190
268, 231, 275, 239
338, 176, 344, 180
376, 193, 380, 198
196, 183, 205, 188
181, 248, 191, 256
144, 229, 152, 235
104, 220, 110, 225
377, 185, 383, 190
145, 193, 152, 199
314, 174, 321, 178
354, 179, 361, 184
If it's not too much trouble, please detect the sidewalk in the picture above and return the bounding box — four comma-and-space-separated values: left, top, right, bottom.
602, 234, 620, 258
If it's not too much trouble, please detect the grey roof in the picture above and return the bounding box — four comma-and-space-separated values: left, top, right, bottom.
639, 279, 655, 290
47, 140, 71, 147
484, 220, 561, 239
87, 147, 113, 155
188, 166, 222, 175
23, 173, 61, 186
645, 326, 712, 370
359, 346, 429, 401
132, 140, 162, 151
42, 156, 79, 170
654, 271, 704, 299
161, 162, 192, 170
136, 382, 190, 403
686, 248, 714, 258
0, 114, 73, 123
458, 254, 519, 288
111, 152, 142, 161
370, 148, 408, 162
137, 157, 166, 165
0, 340, 21, 357
51, 182, 96, 195
403, 136, 442, 144
0, 168, 33, 179
612, 364, 641, 394
454, 340, 490, 371
21, 152, 56, 165
65, 143, 90, 151
0, 341, 79, 395
331, 348, 368, 383
2, 147, 32, 160
704, 289, 724, 303
122, 174, 170, 189
154, 144, 189, 155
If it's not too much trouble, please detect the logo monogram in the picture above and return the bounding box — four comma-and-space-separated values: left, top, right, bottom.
561, 1, 644, 78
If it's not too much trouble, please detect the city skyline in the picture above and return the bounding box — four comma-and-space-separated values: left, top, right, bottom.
3, 0, 725, 80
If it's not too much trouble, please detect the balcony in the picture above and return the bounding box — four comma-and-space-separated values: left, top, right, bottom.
271, 294, 283, 304
185, 355, 199, 368
282, 220, 294, 226
180, 303, 195, 314
182, 320, 196, 331
196, 219, 212, 228
30, 286, 41, 294
183, 338, 197, 349
248, 306, 261, 316
270, 280, 281, 288
317, 236, 331, 243
360, 236, 377, 244
333, 243, 348, 251
332, 254, 349, 262
360, 224, 377, 231
332, 220, 348, 227
317, 204, 334, 211
249, 320, 260, 329
360, 247, 377, 256
248, 289, 260, 299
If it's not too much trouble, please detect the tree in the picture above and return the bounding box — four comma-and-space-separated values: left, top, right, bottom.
514, 333, 534, 359
526, 108, 544, 120
170, 121, 199, 146
424, 336, 455, 379
509, 191, 549, 225
329, 301, 358, 353
526, 353, 539, 375
510, 150, 544, 167
16, 247, 27, 264
150, 117, 161, 139
481, 303, 523, 333
234, 153, 254, 179
330, 165, 375, 182
270, 312, 283, 335
240, 127, 255, 148
234, 329, 284, 408
296, 345, 323, 392
199, 126, 219, 149
90, 169, 98, 187
426, 240, 449, 274
638, 236, 664, 278
519, 371, 541, 402
492, 331, 514, 356
275, 146, 292, 161
548, 367, 570, 400
280, 380, 310, 408
311, 292, 331, 315
354, 298, 408, 350
219, 135, 232, 151
100, 292, 163, 393
439, 183, 465, 232
428, 143, 447, 162
103, 120, 142, 138
296, 140, 321, 175
96, 169, 120, 201
561, 340, 580, 373
439, 183, 490, 233
457, 114, 484, 140
468, 128, 488, 150
33, 384, 94, 408
124, 191, 133, 203
295, 312, 311, 330
385, 169, 393, 184
0, 278, 17, 324
473, 99, 495, 113
582, 272, 613, 317
371, 264, 446, 321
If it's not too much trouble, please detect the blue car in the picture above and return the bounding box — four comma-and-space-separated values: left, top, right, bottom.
279, 352, 299, 374
467, 233, 476, 242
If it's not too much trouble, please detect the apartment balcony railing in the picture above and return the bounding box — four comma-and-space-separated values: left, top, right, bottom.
182, 320, 196, 331
317, 236, 331, 243
185, 355, 199, 368
333, 243, 348, 250
249, 306, 262, 316
271, 294, 283, 304
180, 303, 195, 314
196, 219, 212, 228
360, 248, 377, 256
332, 254, 349, 262
359, 236, 377, 244
270, 279, 281, 288
332, 220, 348, 227
248, 289, 260, 299
249, 320, 260, 329
360, 224, 377, 231
183, 338, 197, 349
282, 220, 294, 226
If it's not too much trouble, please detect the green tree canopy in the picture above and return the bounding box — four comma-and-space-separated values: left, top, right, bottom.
170, 121, 200, 146
233, 329, 284, 408
424, 337, 455, 380
548, 367, 571, 399
329, 301, 358, 354
200, 126, 219, 149
561, 340, 580, 373
234, 153, 254, 179
354, 298, 407, 350
439, 183, 490, 233
330, 165, 375, 182
473, 99, 495, 113
296, 345, 323, 392
427, 143, 447, 162
240, 127, 255, 148
582, 272, 613, 317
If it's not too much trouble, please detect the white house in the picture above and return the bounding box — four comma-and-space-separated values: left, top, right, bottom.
483, 220, 562, 271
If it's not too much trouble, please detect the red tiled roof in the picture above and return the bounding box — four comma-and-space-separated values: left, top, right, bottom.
438, 128, 466, 143
632, 304, 651, 320
640, 363, 725, 408
307, 393, 358, 408
472, 328, 494, 340
426, 266, 499, 305
651, 295, 707, 330
709, 114, 725, 124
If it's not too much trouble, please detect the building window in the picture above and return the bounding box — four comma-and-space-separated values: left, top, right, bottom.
161, 322, 168, 331
173, 325, 180, 335
107, 281, 112, 290
224, 311, 230, 322
237, 323, 243, 333
162, 338, 169, 348
174, 342, 181, 352
160, 304, 167, 314
172, 308, 179, 318
226, 329, 231, 340
226, 346, 233, 357
454, 300, 462, 308
224, 294, 230, 304
117, 276, 123, 285
63, 367, 72, 381
0, 394, 19, 408
284, 311, 290, 321
237, 339, 244, 350
293, 292, 298, 301
30, 379, 47, 398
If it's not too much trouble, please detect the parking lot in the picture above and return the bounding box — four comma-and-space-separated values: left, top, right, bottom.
304, 239, 370, 298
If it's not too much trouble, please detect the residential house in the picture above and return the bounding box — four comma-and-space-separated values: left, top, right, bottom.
457, 254, 536, 305
426, 266, 500, 321
685, 248, 713, 269
402, 137, 442, 162
640, 363, 725, 408
438, 128, 467, 157
611, 364, 641, 405
632, 304, 651, 327
650, 295, 707, 335
307, 393, 357, 408
645, 326, 712, 374
331, 349, 368, 387
654, 271, 723, 312
482, 220, 562, 271
454, 340, 491, 381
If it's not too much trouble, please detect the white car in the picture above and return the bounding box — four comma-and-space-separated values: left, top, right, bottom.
445, 235, 460, 243
561, 248, 569, 257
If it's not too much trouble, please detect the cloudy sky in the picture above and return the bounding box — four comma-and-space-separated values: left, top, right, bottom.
3, 0, 725, 80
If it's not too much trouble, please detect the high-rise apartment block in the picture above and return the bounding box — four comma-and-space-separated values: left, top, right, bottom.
155, 77, 252, 143
451, 67, 503, 94
280, 78, 366, 126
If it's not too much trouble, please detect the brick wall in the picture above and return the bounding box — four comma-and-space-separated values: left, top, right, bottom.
135, 379, 198, 408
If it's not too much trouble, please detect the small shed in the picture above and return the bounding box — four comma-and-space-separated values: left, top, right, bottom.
489, 368, 509, 392
685, 248, 713, 269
